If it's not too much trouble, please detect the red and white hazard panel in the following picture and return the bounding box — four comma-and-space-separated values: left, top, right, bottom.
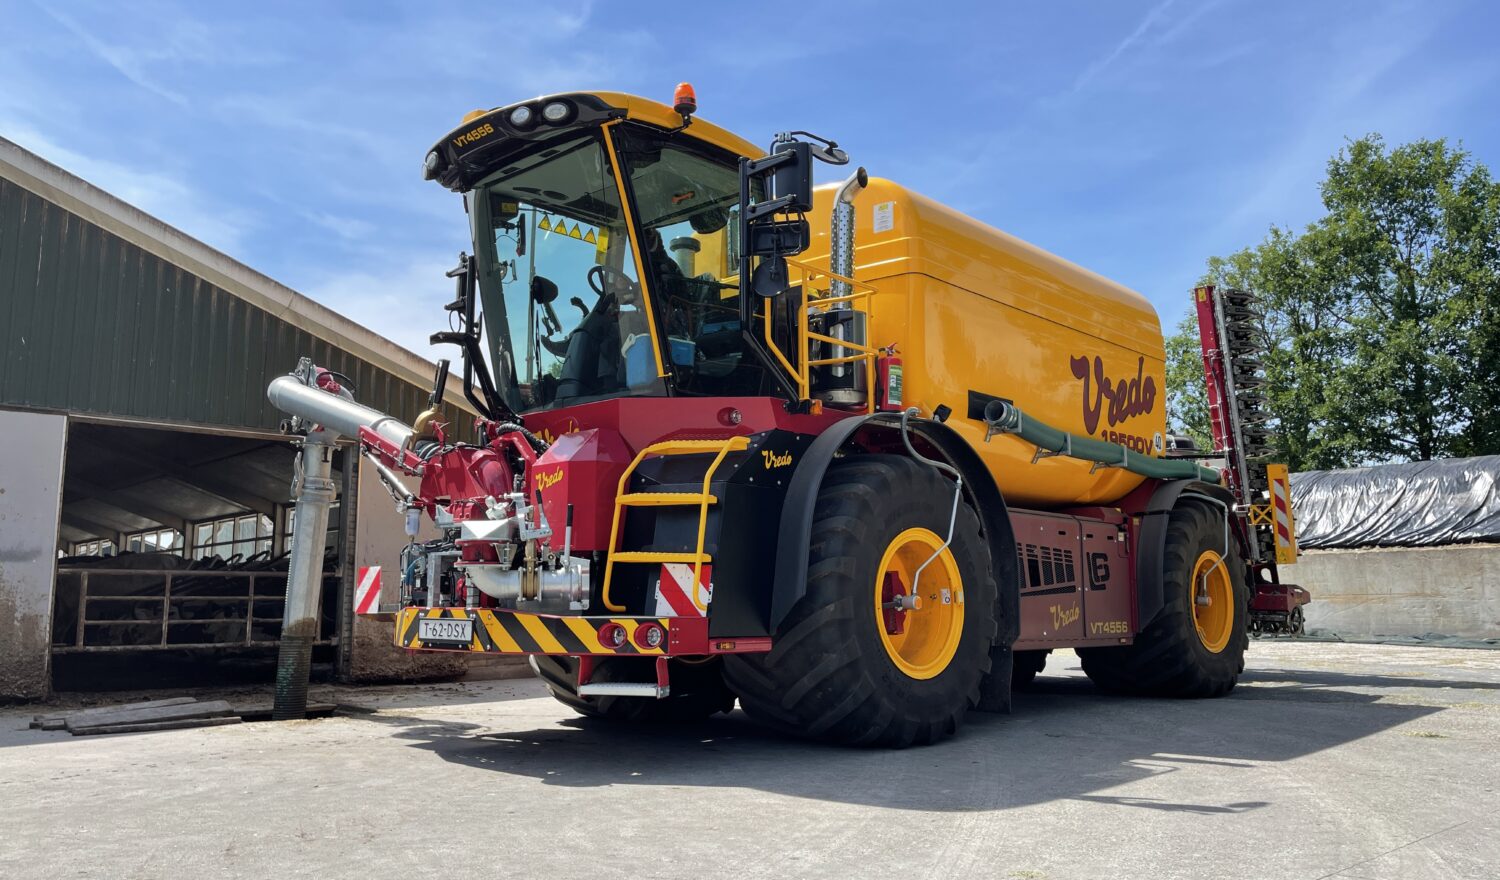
355, 566, 383, 615
1265, 464, 1298, 565
654, 563, 711, 617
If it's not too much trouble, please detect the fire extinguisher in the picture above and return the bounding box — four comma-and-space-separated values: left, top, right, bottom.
876, 345, 903, 412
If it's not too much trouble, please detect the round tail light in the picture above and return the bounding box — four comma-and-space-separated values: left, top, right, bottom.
598, 622, 628, 650
634, 622, 665, 650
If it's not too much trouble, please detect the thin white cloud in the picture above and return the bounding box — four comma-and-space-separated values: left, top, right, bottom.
1210, 10, 1451, 239
1071, 0, 1177, 94
298, 210, 378, 244
39, 7, 189, 105
3, 120, 253, 253
300, 255, 459, 359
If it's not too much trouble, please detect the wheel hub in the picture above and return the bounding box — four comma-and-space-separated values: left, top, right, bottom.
1190, 549, 1234, 653
874, 528, 965, 679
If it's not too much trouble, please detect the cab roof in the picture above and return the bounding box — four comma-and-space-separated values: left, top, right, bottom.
424, 91, 763, 192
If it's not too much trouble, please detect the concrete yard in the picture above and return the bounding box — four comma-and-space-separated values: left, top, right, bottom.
3, 641, 1498, 880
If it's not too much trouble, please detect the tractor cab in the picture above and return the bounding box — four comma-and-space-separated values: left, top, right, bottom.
422, 90, 872, 422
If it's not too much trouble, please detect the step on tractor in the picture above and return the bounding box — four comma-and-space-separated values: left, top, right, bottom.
268, 85, 1308, 746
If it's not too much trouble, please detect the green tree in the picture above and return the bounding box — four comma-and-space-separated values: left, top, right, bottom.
1170, 135, 1500, 469
1163, 312, 1211, 448
1318, 136, 1500, 461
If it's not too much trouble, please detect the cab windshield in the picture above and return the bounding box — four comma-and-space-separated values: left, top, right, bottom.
470, 128, 761, 413
471, 133, 654, 412
612, 126, 763, 397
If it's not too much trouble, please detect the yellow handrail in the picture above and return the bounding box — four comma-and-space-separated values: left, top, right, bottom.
759, 256, 880, 413
689, 437, 750, 610
599, 436, 750, 613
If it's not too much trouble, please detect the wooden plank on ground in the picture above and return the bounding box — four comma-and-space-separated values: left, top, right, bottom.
70, 716, 243, 736
230, 701, 337, 719
32, 697, 199, 729
64, 700, 234, 732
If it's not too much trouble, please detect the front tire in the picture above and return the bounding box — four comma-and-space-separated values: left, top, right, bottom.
1078, 501, 1248, 697
724, 455, 999, 747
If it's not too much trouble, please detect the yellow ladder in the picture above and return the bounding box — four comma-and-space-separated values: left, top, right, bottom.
600, 436, 751, 613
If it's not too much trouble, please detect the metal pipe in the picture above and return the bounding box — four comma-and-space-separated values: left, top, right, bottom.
982, 399, 1222, 483
669, 236, 699, 277
828, 166, 868, 300
267, 374, 414, 451
822, 167, 870, 402
272, 436, 337, 720
458, 561, 589, 606
899, 407, 963, 599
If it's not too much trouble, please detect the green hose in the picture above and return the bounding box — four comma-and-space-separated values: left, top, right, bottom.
981, 400, 1222, 484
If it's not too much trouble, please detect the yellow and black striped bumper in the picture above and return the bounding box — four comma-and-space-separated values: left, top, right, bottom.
395, 607, 675, 655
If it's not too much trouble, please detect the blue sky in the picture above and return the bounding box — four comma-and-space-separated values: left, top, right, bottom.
3, 0, 1497, 356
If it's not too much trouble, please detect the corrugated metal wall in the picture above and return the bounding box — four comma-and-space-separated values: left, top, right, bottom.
0, 177, 432, 432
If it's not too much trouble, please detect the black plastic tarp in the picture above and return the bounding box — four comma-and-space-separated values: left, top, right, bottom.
1289, 456, 1500, 549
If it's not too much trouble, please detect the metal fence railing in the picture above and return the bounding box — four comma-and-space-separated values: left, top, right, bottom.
51, 567, 340, 653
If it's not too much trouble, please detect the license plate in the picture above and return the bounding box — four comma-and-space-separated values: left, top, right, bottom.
418, 618, 473, 645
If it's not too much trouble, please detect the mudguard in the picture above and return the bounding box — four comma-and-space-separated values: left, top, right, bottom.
769, 414, 1020, 648
1133, 479, 1239, 627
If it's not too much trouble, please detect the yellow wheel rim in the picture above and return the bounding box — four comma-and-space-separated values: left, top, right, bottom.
1190, 549, 1234, 653
874, 528, 965, 679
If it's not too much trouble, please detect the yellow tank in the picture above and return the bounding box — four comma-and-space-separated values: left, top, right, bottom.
437, 91, 1168, 509
802, 179, 1168, 507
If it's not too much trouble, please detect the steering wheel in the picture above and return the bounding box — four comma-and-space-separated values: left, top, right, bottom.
587, 264, 637, 300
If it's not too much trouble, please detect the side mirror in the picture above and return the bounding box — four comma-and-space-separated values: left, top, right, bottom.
431, 359, 450, 405
530, 275, 559, 305
747, 219, 810, 258
771, 140, 813, 214
531, 275, 562, 335
751, 255, 789, 298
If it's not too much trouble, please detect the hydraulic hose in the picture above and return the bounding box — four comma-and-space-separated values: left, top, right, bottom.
982, 400, 1222, 484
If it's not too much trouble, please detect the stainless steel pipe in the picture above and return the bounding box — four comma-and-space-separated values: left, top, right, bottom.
267, 373, 414, 450
272, 438, 337, 720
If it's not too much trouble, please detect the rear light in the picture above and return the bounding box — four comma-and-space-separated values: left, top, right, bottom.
509, 106, 535, 128
598, 622, 628, 650
634, 622, 665, 649
541, 101, 573, 124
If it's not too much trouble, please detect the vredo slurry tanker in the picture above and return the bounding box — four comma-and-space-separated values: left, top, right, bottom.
267, 85, 1304, 745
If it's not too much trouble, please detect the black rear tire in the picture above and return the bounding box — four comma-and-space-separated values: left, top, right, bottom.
723, 455, 999, 747
530, 655, 736, 722
1078, 501, 1248, 697
1012, 650, 1049, 689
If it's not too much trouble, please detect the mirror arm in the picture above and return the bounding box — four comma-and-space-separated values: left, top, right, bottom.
431, 252, 517, 425
744, 151, 797, 176
745, 194, 798, 222
737, 156, 808, 410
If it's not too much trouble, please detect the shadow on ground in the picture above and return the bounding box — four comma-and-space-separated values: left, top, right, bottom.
354, 671, 1454, 813
1236, 667, 1500, 693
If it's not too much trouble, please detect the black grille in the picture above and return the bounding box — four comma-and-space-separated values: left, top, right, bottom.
1018, 543, 1077, 594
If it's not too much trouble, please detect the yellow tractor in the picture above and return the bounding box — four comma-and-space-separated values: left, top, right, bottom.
268, 85, 1298, 745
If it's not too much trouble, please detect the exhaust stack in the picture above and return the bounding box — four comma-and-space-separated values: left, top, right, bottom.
815, 167, 870, 407
829, 166, 868, 299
